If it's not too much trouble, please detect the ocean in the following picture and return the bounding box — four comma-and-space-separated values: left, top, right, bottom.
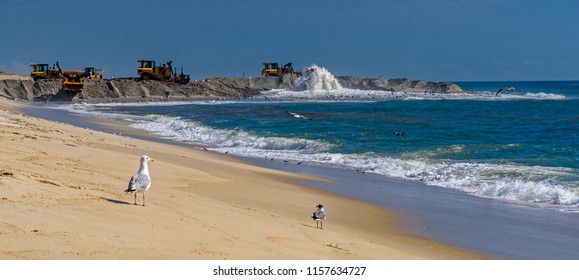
51, 66, 579, 210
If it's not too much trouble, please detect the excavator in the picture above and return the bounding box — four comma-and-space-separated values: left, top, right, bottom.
30, 63, 63, 81
137, 60, 190, 84
261, 62, 301, 77
83, 67, 104, 80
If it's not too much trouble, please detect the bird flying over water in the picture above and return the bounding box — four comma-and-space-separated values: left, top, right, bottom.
496, 87, 516, 96
286, 110, 313, 120
125, 155, 153, 206
312, 204, 327, 229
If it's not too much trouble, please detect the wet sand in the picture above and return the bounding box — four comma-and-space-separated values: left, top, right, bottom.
0, 98, 481, 259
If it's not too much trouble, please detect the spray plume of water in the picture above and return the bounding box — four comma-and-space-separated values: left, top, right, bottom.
292, 64, 343, 91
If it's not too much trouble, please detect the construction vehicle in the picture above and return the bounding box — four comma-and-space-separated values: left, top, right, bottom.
137, 60, 190, 84
261, 62, 301, 77
30, 63, 63, 81
61, 70, 84, 92
83, 67, 104, 80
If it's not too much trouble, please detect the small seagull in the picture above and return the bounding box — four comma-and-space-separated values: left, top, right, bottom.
312, 204, 327, 229
297, 161, 303, 165
495, 87, 516, 96
224, 151, 229, 155
203, 147, 208, 151
393, 131, 405, 136
283, 160, 289, 164
125, 155, 153, 206
286, 110, 313, 120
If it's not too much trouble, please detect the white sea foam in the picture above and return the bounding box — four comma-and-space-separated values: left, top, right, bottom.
292, 64, 343, 91
125, 113, 579, 206
130, 115, 335, 153
471, 91, 567, 100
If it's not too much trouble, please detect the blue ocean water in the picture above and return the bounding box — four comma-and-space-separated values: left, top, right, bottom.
55, 67, 579, 209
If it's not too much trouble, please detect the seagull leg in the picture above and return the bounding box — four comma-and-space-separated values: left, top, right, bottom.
321, 221, 323, 230
143, 193, 146, 206
134, 193, 137, 205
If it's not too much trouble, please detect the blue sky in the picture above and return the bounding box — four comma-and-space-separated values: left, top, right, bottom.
1, 0, 577, 81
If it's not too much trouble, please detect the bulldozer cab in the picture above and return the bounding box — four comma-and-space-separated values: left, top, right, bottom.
263, 62, 279, 70
31, 64, 49, 74
83, 67, 104, 80
30, 64, 49, 80
261, 62, 300, 77
30, 63, 63, 81
137, 60, 158, 80
261, 62, 281, 77
138, 60, 155, 73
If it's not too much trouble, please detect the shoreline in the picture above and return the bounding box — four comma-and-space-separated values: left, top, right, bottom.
17, 99, 579, 259
0, 98, 482, 259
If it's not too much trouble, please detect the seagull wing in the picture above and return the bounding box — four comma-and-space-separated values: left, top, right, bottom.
125, 172, 151, 193
496, 88, 504, 96
313, 210, 326, 220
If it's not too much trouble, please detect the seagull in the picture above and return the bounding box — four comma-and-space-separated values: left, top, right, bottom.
286, 110, 313, 120
495, 87, 516, 96
393, 131, 405, 136
125, 155, 153, 206
312, 204, 327, 229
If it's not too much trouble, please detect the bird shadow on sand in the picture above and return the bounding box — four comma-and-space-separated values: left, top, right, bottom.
300, 223, 321, 229
100, 197, 132, 205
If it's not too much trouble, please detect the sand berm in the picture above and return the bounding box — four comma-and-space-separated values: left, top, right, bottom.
0, 74, 462, 101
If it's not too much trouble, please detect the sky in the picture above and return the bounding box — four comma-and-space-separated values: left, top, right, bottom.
1, 0, 578, 81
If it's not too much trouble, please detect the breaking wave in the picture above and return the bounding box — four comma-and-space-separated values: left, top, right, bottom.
126, 113, 579, 207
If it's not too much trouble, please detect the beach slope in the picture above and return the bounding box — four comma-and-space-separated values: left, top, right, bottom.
0, 99, 479, 259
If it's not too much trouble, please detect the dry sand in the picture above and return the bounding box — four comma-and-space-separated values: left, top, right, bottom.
0, 98, 482, 260
0, 73, 31, 81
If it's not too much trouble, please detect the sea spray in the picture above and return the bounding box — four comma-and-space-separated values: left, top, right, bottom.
292, 64, 343, 91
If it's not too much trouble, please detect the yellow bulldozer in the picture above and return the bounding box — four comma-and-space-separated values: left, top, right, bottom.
30, 61, 84, 92
30, 63, 63, 81
61, 70, 84, 92
261, 62, 301, 77
83, 67, 104, 80
137, 60, 190, 84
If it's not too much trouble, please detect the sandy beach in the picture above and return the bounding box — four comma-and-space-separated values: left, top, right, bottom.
0, 97, 482, 260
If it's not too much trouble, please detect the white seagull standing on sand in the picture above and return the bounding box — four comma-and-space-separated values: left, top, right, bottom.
125, 155, 153, 206
312, 204, 327, 229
